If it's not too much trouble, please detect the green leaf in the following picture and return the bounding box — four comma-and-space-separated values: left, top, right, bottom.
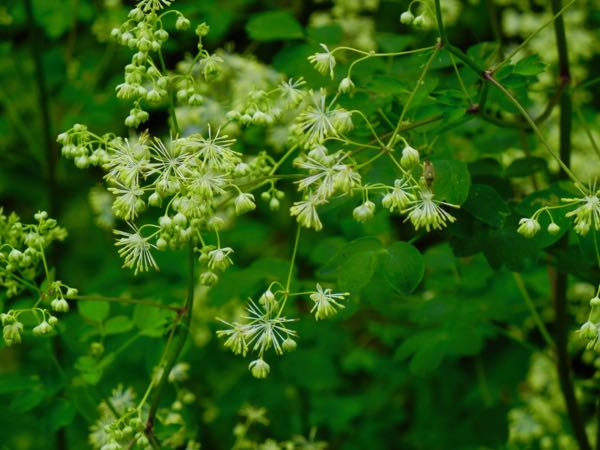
48, 398, 76, 431
338, 251, 379, 292
463, 184, 510, 227
104, 315, 134, 335
514, 54, 547, 76
506, 157, 547, 177
133, 304, 169, 337
380, 242, 424, 294
430, 159, 471, 205
246, 10, 303, 42
78, 300, 110, 322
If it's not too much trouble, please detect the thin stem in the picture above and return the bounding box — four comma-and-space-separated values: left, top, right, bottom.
387, 46, 440, 148
158, 48, 180, 134
493, 0, 576, 72
512, 272, 554, 348
484, 74, 583, 188
72, 295, 181, 312
145, 243, 195, 442
277, 225, 302, 318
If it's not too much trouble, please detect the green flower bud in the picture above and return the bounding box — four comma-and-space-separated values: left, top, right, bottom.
547, 222, 560, 235
282, 338, 297, 352
400, 11, 415, 25
33, 320, 52, 336
338, 77, 355, 94
200, 271, 219, 286
353, 200, 376, 223
400, 144, 420, 169
234, 193, 256, 215
51, 297, 70, 313
176, 16, 191, 31
249, 358, 270, 379
517, 218, 541, 238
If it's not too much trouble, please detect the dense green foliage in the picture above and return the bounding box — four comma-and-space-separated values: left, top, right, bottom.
1, 0, 600, 449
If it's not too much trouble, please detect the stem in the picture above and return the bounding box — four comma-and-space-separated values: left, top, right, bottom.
145, 243, 195, 443
484, 74, 583, 187
277, 225, 302, 318
550, 1, 590, 448
158, 48, 180, 135
512, 272, 554, 348
72, 295, 181, 312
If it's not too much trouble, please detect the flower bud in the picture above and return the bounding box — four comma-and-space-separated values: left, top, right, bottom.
176, 16, 191, 31
338, 77, 355, 94
33, 320, 52, 336
517, 218, 541, 238
400, 144, 420, 169
199, 271, 219, 286
400, 11, 415, 24
282, 338, 297, 352
353, 200, 376, 223
547, 222, 560, 235
51, 297, 70, 313
66, 287, 78, 298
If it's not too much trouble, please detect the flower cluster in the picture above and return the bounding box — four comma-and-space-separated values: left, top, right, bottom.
578, 288, 600, 352
217, 290, 298, 379
0, 210, 77, 346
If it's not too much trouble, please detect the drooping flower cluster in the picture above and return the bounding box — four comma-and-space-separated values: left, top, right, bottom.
0, 210, 77, 346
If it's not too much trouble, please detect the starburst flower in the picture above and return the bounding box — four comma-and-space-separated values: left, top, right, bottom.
278, 77, 306, 106
114, 225, 158, 275
291, 90, 339, 148
310, 283, 349, 320
103, 134, 151, 185
308, 44, 336, 79
216, 320, 249, 356
404, 188, 457, 231
562, 186, 600, 236
181, 126, 240, 170
242, 299, 297, 356
382, 178, 416, 212
108, 183, 146, 221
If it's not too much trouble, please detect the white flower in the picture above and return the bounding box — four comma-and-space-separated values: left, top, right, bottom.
382, 178, 416, 212
103, 134, 151, 185
563, 191, 600, 236
278, 77, 306, 106
234, 192, 256, 215
404, 189, 457, 232
517, 218, 541, 238
310, 283, 349, 320
216, 321, 249, 356
243, 299, 297, 356
108, 183, 146, 221
207, 247, 234, 272
33, 320, 52, 336
308, 44, 336, 79
2, 320, 23, 345
291, 91, 338, 147
114, 226, 158, 275
181, 126, 240, 170
290, 196, 325, 231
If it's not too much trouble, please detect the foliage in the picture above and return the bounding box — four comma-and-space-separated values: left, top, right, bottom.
1, 0, 600, 449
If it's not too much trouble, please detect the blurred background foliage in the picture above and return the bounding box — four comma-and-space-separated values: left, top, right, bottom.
1, 0, 599, 449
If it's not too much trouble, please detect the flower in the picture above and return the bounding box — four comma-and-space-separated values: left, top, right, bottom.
216, 321, 249, 356
353, 200, 375, 223
234, 192, 256, 215
290, 196, 325, 231
547, 222, 561, 235
2, 320, 23, 346
562, 191, 600, 236
382, 178, 416, 212
308, 44, 336, 79
249, 358, 270, 379
33, 320, 53, 336
291, 91, 338, 147
114, 226, 158, 275
278, 77, 306, 106
338, 77, 355, 94
51, 297, 70, 313
310, 283, 349, 320
517, 218, 541, 238
207, 247, 234, 272
404, 189, 457, 231
168, 362, 190, 383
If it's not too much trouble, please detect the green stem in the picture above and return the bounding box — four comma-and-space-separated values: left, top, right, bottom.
158, 48, 180, 135
550, 1, 591, 448
512, 272, 554, 348
277, 225, 302, 318
145, 243, 195, 443
484, 74, 583, 188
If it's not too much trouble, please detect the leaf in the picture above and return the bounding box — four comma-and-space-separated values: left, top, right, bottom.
47, 398, 76, 431
430, 159, 471, 205
78, 300, 110, 322
380, 242, 424, 294
133, 304, 169, 337
506, 157, 547, 177
338, 251, 379, 292
246, 10, 303, 42
104, 315, 134, 335
463, 184, 510, 227
514, 54, 547, 76
318, 236, 382, 278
